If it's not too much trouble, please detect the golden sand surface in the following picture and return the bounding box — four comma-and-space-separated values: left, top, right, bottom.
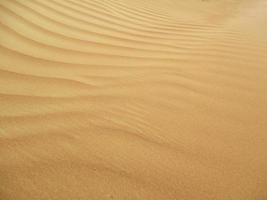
0, 0, 267, 199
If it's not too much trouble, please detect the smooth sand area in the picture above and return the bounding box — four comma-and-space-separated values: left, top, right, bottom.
0, 0, 267, 199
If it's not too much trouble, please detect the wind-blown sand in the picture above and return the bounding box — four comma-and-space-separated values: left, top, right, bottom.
0, 0, 267, 199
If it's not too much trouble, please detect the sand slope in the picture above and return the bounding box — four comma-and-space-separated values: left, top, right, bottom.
0, 0, 267, 199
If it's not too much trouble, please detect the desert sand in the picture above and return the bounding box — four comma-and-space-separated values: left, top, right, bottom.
0, 0, 267, 199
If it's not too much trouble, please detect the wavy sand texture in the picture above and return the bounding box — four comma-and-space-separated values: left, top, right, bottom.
0, 0, 267, 199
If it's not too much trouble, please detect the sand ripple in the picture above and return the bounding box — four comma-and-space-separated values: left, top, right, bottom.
1, 0, 267, 199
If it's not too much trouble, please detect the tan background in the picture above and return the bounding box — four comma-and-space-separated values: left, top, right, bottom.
0, 0, 267, 199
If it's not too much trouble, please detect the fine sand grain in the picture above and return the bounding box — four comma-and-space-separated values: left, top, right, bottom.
0, 0, 267, 199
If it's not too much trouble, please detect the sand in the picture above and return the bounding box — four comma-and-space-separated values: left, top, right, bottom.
0, 0, 267, 199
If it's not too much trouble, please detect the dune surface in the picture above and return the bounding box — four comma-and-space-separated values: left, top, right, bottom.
1, 0, 267, 199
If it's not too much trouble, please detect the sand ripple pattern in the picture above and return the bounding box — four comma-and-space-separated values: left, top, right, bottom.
0, 0, 267, 199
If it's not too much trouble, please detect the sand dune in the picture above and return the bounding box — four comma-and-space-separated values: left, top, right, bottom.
1, 0, 267, 199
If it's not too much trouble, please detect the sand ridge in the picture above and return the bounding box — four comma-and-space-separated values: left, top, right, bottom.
0, 0, 267, 199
